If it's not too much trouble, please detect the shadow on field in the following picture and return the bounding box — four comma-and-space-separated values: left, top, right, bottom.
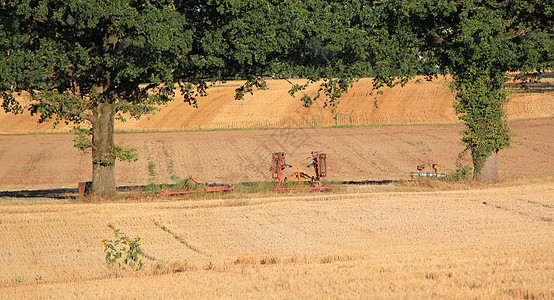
505, 71, 554, 94
340, 180, 395, 185
0, 186, 141, 199
0, 188, 78, 199
0, 180, 397, 199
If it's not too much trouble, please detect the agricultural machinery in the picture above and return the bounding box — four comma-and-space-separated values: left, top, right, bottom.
410, 153, 447, 179
158, 176, 234, 195
153, 152, 333, 196
271, 151, 332, 190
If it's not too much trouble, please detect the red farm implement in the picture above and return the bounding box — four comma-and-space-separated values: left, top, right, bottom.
158, 176, 234, 195
271, 151, 332, 191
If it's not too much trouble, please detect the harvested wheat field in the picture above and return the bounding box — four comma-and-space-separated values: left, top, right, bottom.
0, 73, 553, 298
1, 74, 552, 134
0, 182, 553, 298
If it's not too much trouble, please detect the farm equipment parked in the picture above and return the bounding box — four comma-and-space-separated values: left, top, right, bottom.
159, 176, 234, 195
271, 152, 332, 190
410, 153, 447, 179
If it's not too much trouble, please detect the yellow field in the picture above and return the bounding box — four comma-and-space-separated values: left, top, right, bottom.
1, 74, 552, 134
0, 181, 552, 298
0, 73, 552, 298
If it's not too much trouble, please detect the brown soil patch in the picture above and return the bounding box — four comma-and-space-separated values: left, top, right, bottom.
0, 118, 552, 191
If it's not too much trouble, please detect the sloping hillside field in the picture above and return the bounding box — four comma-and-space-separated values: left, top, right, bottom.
0, 75, 553, 298
0, 75, 552, 134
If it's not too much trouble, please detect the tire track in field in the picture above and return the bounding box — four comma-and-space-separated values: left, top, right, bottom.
152, 219, 211, 257
519, 198, 554, 209
481, 201, 553, 225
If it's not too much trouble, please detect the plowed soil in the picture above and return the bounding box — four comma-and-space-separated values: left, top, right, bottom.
0, 118, 552, 191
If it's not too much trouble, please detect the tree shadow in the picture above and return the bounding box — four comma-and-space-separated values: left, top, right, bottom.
0, 180, 399, 199
0, 185, 145, 199
505, 72, 554, 94
0, 188, 78, 199
339, 180, 396, 185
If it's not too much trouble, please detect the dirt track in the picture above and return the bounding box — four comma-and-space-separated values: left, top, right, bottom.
0, 118, 552, 192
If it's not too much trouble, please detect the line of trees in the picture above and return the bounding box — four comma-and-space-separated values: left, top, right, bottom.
1, 0, 552, 196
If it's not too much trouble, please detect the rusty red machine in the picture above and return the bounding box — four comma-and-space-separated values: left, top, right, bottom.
271, 151, 332, 190
159, 176, 234, 195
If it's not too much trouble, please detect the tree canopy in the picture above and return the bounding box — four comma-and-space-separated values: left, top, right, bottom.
1, 0, 199, 196
1, 0, 552, 196
344, 0, 553, 180
284, 0, 553, 180
0, 0, 358, 197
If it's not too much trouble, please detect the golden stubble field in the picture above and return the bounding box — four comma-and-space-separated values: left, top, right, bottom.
0, 182, 552, 298
0, 74, 552, 298
1, 74, 552, 134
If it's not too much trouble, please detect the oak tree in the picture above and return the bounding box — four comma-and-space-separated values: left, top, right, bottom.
1, 0, 198, 197
336, 0, 553, 181
0, 0, 352, 197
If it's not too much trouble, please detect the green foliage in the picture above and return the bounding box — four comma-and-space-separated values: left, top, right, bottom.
340, 0, 553, 179
101, 228, 143, 271
234, 77, 268, 101
452, 73, 511, 175
452, 163, 473, 182
1, 0, 193, 113
114, 145, 139, 163
233, 181, 279, 194
307, 78, 354, 109
92, 145, 138, 166
73, 126, 92, 152
147, 161, 157, 179
449, 158, 473, 182
75, 123, 138, 166
2, 0, 552, 192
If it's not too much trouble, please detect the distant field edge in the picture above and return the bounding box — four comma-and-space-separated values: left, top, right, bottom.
3, 116, 554, 136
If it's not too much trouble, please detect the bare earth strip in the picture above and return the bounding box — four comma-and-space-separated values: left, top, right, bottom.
0, 118, 552, 191
0, 183, 552, 298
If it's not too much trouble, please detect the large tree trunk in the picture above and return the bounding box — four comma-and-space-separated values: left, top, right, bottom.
92, 101, 117, 198
475, 150, 499, 183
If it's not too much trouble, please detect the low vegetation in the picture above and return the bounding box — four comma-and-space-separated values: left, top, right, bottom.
101, 228, 143, 271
